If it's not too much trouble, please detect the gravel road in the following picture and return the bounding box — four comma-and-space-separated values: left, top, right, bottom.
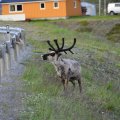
0, 46, 32, 120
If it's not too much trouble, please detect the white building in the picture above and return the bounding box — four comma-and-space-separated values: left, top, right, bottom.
81, 2, 96, 16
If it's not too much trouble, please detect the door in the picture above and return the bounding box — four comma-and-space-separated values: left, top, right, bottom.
115, 3, 120, 13
86, 6, 91, 15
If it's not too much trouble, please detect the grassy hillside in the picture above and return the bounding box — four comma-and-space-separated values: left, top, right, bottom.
20, 16, 120, 120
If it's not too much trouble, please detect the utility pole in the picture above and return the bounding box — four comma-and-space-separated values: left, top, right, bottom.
99, 0, 101, 16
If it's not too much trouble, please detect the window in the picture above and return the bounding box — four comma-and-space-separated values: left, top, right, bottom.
115, 4, 120, 7
54, 2, 59, 8
74, 1, 77, 8
9, 4, 23, 12
40, 3, 45, 9
17, 5, 22, 11
10, 5, 15, 12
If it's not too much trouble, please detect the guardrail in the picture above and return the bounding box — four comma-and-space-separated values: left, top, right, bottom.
0, 25, 25, 81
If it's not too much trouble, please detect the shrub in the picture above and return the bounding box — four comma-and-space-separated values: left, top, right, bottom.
106, 23, 120, 42
80, 20, 89, 26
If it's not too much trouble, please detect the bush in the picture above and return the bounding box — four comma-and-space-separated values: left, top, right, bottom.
80, 20, 89, 26
106, 23, 120, 42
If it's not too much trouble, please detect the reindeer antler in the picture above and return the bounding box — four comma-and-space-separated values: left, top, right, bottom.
47, 38, 76, 54
47, 40, 56, 51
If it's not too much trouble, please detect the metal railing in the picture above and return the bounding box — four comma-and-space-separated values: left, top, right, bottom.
0, 25, 25, 81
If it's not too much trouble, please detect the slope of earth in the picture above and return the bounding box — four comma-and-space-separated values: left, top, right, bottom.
20, 16, 120, 120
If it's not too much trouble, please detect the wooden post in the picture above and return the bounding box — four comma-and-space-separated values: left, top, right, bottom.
16, 35, 21, 56
0, 47, 2, 81
6, 41, 11, 70
12, 37, 18, 61
16, 43, 20, 58
0, 45, 6, 79
19, 38, 25, 55
19, 30, 25, 52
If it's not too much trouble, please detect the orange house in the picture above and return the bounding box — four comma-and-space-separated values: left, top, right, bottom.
0, 0, 82, 20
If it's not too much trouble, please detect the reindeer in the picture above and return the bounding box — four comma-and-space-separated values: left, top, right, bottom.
41, 38, 82, 93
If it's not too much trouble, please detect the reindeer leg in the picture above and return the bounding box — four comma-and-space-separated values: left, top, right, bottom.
61, 79, 65, 91
62, 79, 68, 93
70, 80, 75, 91
78, 78, 82, 93
65, 79, 68, 91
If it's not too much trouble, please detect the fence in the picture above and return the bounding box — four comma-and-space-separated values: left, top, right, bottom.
0, 25, 25, 81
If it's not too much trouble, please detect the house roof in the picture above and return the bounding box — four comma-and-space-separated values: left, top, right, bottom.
0, 0, 49, 3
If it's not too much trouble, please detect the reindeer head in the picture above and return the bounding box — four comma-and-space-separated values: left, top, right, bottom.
42, 38, 76, 61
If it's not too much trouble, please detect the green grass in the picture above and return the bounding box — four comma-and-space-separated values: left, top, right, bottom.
67, 15, 120, 21
21, 60, 94, 120
86, 82, 120, 112
21, 17, 120, 120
